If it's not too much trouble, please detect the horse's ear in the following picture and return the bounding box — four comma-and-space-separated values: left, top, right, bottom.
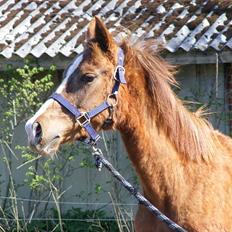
86, 16, 115, 52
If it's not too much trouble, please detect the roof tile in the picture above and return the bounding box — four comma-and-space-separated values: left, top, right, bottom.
0, 0, 231, 58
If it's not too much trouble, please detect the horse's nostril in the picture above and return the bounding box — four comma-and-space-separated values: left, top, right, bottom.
36, 123, 42, 136
32, 122, 42, 145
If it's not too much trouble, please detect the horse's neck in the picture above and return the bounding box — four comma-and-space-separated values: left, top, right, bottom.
119, 109, 184, 212
117, 80, 184, 211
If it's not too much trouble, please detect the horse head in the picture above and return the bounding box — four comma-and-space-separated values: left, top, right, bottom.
25, 17, 126, 156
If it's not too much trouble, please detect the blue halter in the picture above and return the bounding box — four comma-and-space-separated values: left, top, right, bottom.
50, 48, 126, 145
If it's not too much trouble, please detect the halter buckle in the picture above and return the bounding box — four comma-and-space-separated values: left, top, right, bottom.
76, 112, 90, 127
114, 65, 125, 82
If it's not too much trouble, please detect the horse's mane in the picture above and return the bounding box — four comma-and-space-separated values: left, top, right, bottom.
122, 39, 219, 162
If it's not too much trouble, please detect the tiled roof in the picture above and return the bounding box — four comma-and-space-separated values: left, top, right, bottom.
0, 0, 232, 58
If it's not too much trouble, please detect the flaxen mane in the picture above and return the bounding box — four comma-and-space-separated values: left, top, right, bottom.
122, 39, 220, 162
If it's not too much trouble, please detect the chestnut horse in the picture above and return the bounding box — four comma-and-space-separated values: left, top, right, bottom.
25, 17, 232, 232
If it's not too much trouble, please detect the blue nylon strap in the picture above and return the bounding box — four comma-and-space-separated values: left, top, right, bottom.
111, 81, 120, 95
111, 48, 126, 95
116, 48, 126, 84
50, 93, 82, 118
88, 101, 111, 118
83, 123, 100, 142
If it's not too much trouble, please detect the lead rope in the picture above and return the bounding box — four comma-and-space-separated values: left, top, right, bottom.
91, 146, 187, 232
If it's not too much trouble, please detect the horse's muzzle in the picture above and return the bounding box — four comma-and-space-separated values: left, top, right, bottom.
25, 121, 42, 147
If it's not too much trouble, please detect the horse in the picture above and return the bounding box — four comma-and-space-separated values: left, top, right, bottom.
25, 17, 232, 232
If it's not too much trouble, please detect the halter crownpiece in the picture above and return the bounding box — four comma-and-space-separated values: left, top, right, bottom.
50, 47, 126, 145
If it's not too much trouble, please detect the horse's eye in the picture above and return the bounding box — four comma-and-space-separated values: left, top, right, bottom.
80, 73, 96, 83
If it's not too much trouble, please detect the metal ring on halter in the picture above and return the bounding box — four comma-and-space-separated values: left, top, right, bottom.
107, 93, 118, 107
113, 65, 125, 81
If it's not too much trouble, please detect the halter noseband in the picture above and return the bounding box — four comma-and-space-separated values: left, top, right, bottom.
50, 48, 126, 145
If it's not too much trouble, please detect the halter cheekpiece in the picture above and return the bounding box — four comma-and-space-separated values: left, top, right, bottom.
50, 48, 126, 145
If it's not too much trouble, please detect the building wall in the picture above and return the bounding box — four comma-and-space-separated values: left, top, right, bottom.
176, 63, 228, 134
0, 63, 229, 220
225, 64, 232, 136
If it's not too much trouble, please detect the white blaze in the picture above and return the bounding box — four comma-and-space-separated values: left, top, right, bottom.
25, 99, 54, 140
25, 54, 83, 140
56, 54, 83, 93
